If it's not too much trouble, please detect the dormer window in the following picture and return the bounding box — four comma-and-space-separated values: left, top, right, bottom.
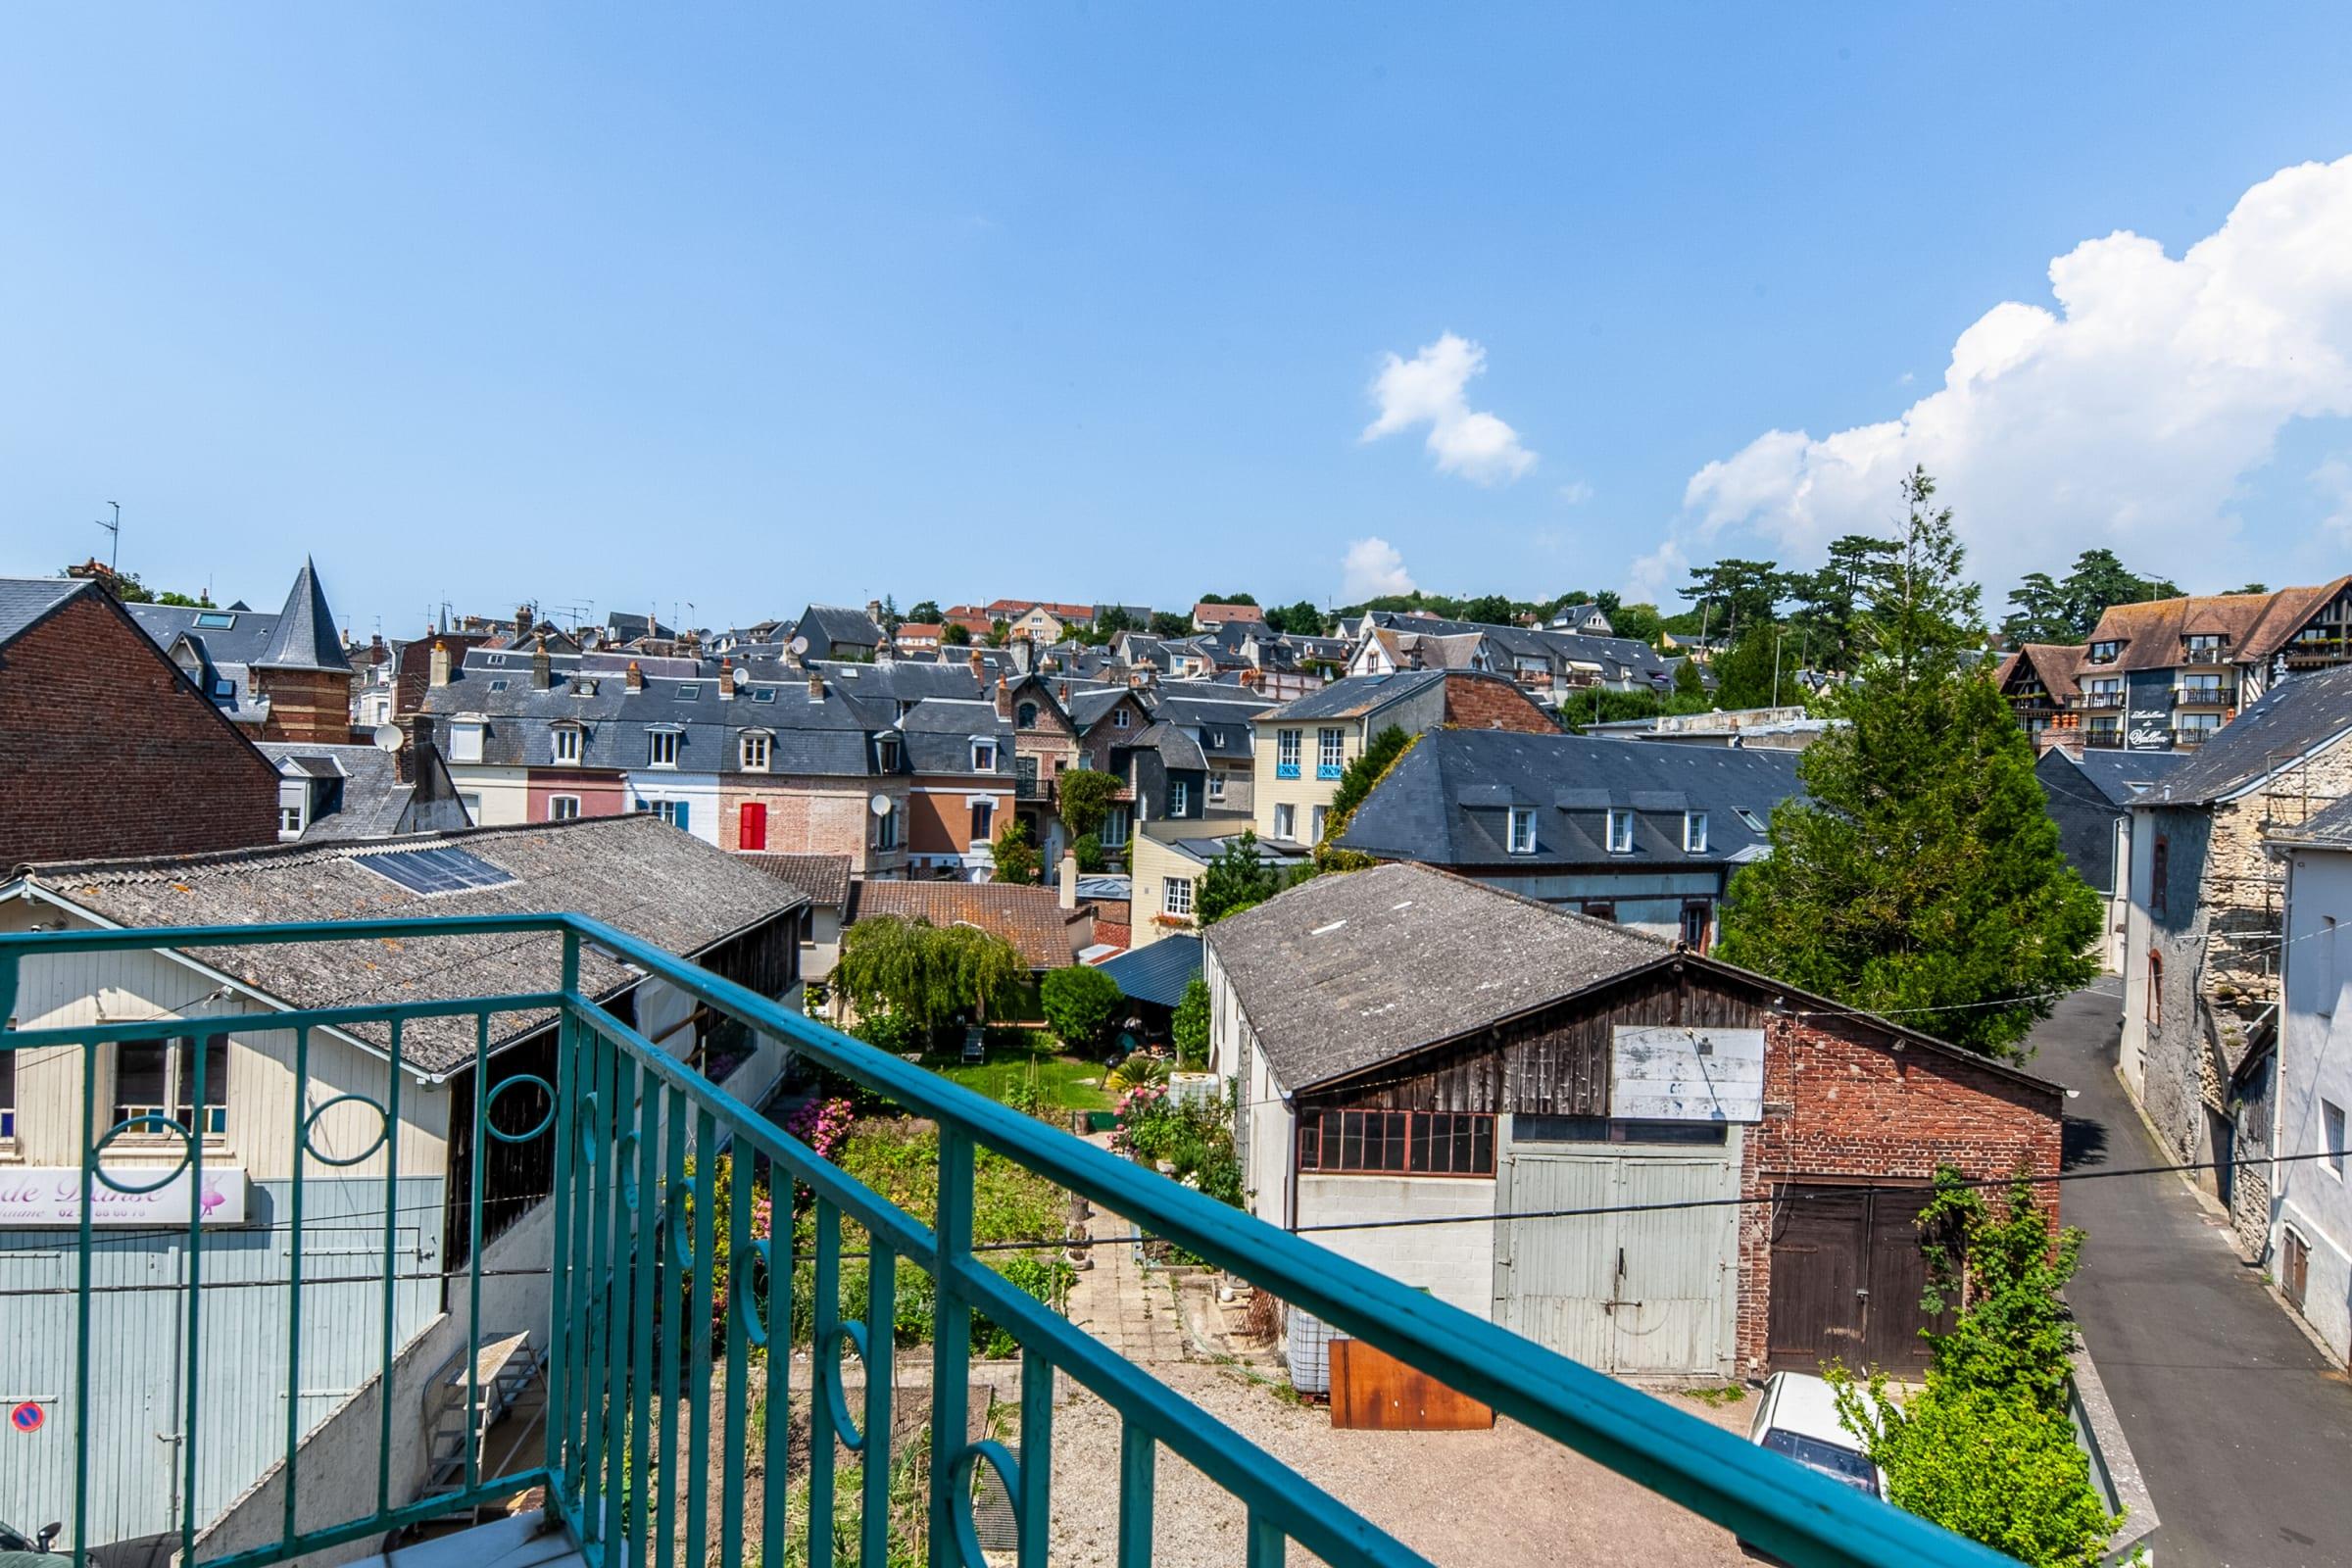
972, 739, 999, 771
876, 736, 901, 772
741, 732, 771, 771
1507, 807, 1537, 855
552, 725, 582, 765
450, 718, 485, 765
1606, 808, 1636, 855
1684, 811, 1708, 854
2089, 640, 2123, 663
2183, 634, 2228, 658
647, 729, 680, 767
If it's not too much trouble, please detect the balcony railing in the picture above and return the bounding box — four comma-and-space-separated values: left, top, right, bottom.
2173, 727, 2223, 749
2083, 729, 2126, 748
2172, 685, 2232, 708
0, 916, 2017, 1568
2073, 691, 2125, 710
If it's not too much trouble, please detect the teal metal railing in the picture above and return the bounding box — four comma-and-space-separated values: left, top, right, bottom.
0, 916, 2021, 1568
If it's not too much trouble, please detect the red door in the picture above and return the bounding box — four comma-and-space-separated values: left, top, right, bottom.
739, 802, 767, 851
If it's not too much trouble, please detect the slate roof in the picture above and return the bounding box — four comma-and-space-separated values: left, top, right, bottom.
130, 602, 282, 666
253, 559, 351, 672
2138, 662, 2352, 806
256, 741, 422, 840
1338, 730, 1801, 867
796, 605, 887, 649
1121, 721, 1208, 771
1360, 611, 1673, 686
12, 815, 808, 1075
2063, 748, 2186, 808
848, 880, 1087, 970
897, 698, 1015, 775
416, 662, 896, 775
738, 852, 855, 908
1094, 935, 1202, 1009
1265, 671, 1446, 721
1207, 862, 1673, 1090
0, 577, 90, 645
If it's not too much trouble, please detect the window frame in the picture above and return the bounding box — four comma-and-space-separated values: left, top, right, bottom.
647, 728, 681, 768
1276, 728, 1301, 778
1316, 727, 1346, 779
1295, 1109, 1497, 1177
969, 799, 995, 844
1606, 808, 1636, 855
1169, 778, 1190, 816
2326, 1101, 2347, 1181
552, 724, 583, 765
740, 731, 772, 772
548, 795, 582, 821
1507, 806, 1538, 856
1206, 771, 1227, 804
0, 1051, 16, 1141
971, 739, 999, 772
1162, 876, 1194, 918
1273, 803, 1296, 841
112, 1034, 230, 1142
2148, 952, 2163, 1030
1684, 810, 1708, 854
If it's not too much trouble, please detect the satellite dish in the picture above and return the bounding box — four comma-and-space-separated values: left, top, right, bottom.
789, 635, 810, 656
372, 723, 405, 753
869, 793, 895, 816
730, 664, 748, 689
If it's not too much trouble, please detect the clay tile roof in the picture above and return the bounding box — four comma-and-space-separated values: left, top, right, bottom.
849, 881, 1087, 969
739, 852, 854, 907
2082, 580, 2352, 673
2000, 642, 2086, 703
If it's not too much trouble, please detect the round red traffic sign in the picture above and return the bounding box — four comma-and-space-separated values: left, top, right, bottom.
9, 1401, 42, 1433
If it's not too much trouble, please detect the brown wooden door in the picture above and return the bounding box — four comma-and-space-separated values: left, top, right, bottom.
1768, 1184, 1943, 1373
1767, 1188, 1867, 1370
1864, 1188, 1943, 1372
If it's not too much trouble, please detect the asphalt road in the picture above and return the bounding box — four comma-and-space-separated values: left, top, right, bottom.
2032, 983, 2352, 1567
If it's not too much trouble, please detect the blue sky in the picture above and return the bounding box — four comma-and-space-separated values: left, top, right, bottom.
7, 6, 2352, 636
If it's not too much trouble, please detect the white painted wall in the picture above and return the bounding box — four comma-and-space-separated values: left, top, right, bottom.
442, 763, 532, 826
2278, 848, 2352, 1361
623, 770, 723, 847
1294, 1173, 1496, 1320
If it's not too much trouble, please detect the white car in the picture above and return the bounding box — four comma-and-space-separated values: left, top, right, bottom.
1738, 1371, 1889, 1559
1748, 1370, 1886, 1496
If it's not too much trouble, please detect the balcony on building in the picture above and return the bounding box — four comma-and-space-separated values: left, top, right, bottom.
2178, 636, 2232, 668
2074, 690, 2125, 711
2172, 682, 2233, 709
2083, 728, 2126, 749
0, 917, 2015, 1568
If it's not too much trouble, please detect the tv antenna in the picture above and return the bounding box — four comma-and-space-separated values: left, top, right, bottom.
95, 502, 121, 570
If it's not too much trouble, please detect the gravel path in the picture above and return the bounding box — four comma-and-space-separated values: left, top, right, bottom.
1043, 1361, 1751, 1567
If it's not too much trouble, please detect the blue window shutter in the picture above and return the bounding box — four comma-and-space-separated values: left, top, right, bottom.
675, 802, 690, 833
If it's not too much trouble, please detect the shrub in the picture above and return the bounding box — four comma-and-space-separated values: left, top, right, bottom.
1071, 832, 1106, 872
1041, 964, 1123, 1048
1170, 977, 1209, 1068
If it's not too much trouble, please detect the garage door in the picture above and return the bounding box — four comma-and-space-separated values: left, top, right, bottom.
1766, 1184, 1947, 1373
1493, 1146, 1738, 1376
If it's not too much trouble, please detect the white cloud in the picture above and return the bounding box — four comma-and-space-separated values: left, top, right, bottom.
1674, 155, 2352, 593
1625, 536, 1689, 608
1557, 479, 1594, 506
1362, 332, 1538, 484
1341, 537, 1417, 600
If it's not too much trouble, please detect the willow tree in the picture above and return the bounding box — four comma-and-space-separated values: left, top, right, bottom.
1716, 468, 2099, 1058
834, 916, 1025, 1034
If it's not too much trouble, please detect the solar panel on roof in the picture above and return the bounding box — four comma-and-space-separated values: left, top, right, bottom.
352, 847, 516, 896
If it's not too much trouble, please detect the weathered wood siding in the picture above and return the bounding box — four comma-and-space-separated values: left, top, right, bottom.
1302, 964, 1766, 1118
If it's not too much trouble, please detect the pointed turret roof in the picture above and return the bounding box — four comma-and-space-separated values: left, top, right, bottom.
253, 558, 351, 672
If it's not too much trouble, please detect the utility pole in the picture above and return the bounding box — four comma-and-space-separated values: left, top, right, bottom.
96, 502, 121, 570
1773, 625, 1786, 708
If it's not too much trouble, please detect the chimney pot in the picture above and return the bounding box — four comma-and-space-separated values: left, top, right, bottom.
429, 640, 452, 688
968, 648, 985, 679
530, 637, 552, 690
718, 657, 735, 700
808, 670, 825, 701
995, 675, 1013, 721
625, 660, 644, 693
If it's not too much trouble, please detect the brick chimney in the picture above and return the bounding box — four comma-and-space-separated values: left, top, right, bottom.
968, 648, 985, 680
1058, 852, 1079, 911
529, 637, 551, 691
995, 675, 1012, 721
718, 657, 735, 700
515, 604, 533, 642
625, 660, 644, 693
808, 669, 825, 701
429, 640, 452, 687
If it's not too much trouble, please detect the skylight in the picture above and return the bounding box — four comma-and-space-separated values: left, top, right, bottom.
1733, 808, 1765, 832
193, 611, 236, 630
677, 683, 701, 699
753, 688, 775, 702
352, 847, 517, 896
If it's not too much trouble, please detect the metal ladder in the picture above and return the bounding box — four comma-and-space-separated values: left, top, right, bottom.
418, 1329, 547, 1522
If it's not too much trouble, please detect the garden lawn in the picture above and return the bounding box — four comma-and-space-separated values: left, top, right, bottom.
925, 1038, 1115, 1113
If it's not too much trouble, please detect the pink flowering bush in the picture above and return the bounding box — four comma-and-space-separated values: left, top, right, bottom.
787, 1096, 856, 1161
1110, 1083, 1174, 1160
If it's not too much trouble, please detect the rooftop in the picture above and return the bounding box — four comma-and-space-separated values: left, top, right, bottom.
848, 879, 1090, 969
2138, 662, 2352, 806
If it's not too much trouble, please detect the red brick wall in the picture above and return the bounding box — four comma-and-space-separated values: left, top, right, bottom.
720, 776, 908, 876
1734, 1012, 2063, 1372
0, 591, 280, 863
257, 666, 362, 744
